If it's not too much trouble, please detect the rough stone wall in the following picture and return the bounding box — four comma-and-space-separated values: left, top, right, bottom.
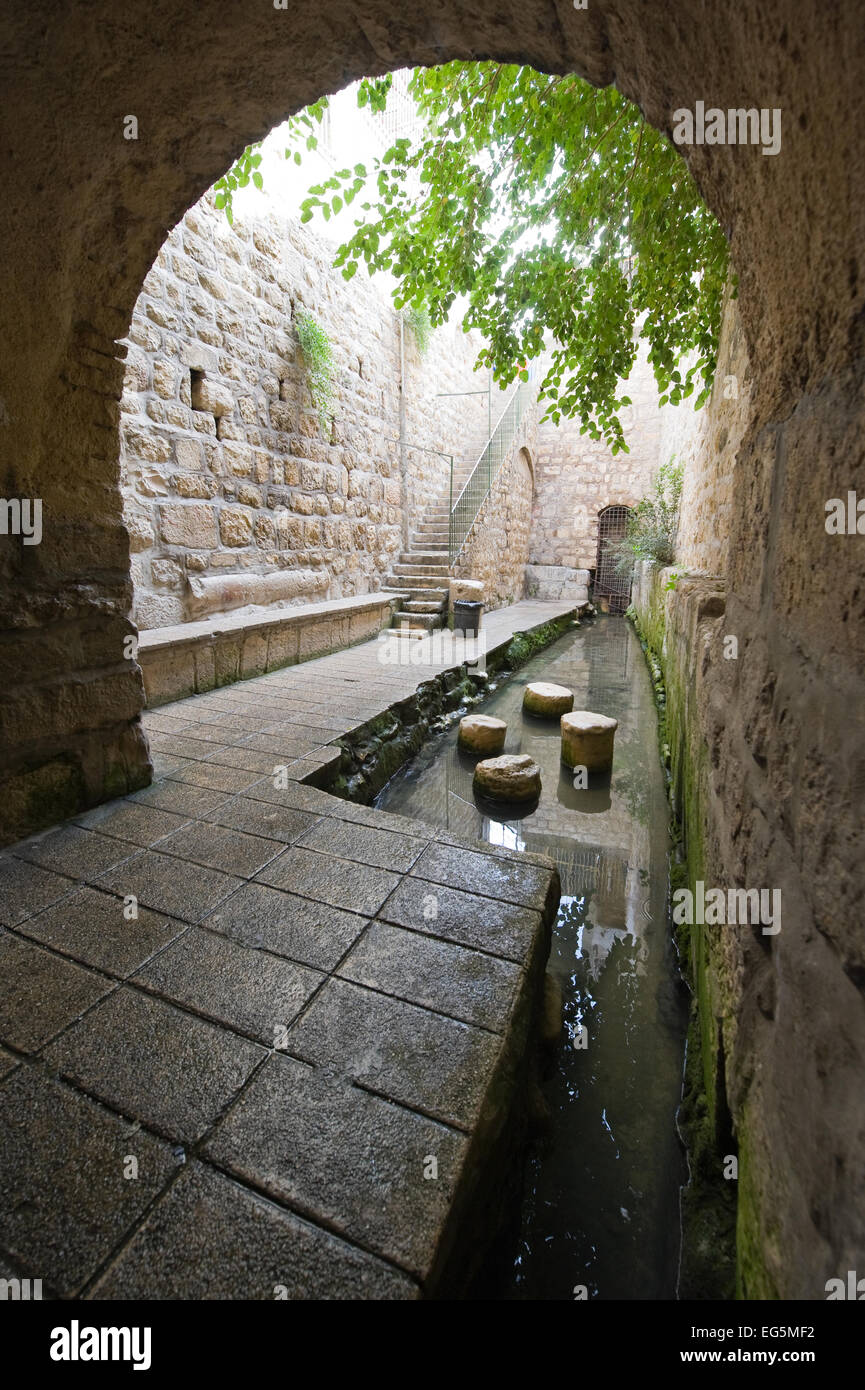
452, 435, 537, 610
122, 198, 489, 629
658, 290, 753, 579
3, 0, 865, 1307
529, 345, 663, 571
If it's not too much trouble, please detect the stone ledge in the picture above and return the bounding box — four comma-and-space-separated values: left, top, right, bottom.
138, 594, 401, 707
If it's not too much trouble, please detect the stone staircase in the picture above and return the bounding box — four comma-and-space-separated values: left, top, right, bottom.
383, 456, 480, 633
382, 383, 524, 634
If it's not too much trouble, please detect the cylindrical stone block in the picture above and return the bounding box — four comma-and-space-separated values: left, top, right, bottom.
560, 711, 618, 771
458, 714, 507, 755
523, 681, 575, 718
474, 753, 542, 802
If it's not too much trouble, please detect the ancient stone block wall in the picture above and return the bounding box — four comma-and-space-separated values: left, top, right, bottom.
528, 345, 664, 572
121, 198, 489, 629
452, 437, 537, 611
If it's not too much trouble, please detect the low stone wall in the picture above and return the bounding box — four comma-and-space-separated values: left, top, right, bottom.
138, 593, 398, 706
524, 564, 590, 603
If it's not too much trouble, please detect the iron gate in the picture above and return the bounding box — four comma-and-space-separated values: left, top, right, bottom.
593, 504, 633, 614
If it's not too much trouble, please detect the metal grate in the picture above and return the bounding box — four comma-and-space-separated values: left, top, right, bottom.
593, 505, 633, 615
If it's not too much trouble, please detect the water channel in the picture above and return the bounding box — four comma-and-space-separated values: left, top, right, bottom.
376, 614, 689, 1300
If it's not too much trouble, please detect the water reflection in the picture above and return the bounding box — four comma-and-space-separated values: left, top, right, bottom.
377, 616, 688, 1300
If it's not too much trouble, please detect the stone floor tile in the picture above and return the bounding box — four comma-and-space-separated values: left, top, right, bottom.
132, 927, 324, 1044
0, 1066, 180, 1296
286, 978, 501, 1130
72, 800, 191, 847
14, 885, 185, 978
255, 847, 400, 917
125, 780, 232, 817
295, 817, 428, 873
44, 987, 264, 1142
0, 932, 113, 1053
154, 821, 283, 878
0, 855, 76, 926
95, 850, 244, 923
237, 732, 324, 757
205, 1055, 466, 1280
91, 1161, 417, 1300
204, 796, 322, 845
337, 921, 521, 1030
197, 743, 278, 774
146, 732, 213, 761
410, 839, 557, 912
377, 876, 540, 963
166, 761, 264, 793
202, 884, 367, 971
12, 825, 142, 881
242, 778, 340, 813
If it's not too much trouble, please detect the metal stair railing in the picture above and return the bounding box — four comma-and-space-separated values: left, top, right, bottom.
449, 367, 536, 566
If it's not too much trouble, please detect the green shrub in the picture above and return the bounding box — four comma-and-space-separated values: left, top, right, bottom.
610, 457, 684, 575
402, 303, 433, 355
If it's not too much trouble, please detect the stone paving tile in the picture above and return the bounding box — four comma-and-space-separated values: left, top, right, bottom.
92, 1160, 417, 1300
132, 927, 324, 1045
410, 840, 557, 912
0, 1066, 180, 1297
322, 802, 435, 839
242, 778, 340, 813
287, 978, 502, 1130
378, 876, 541, 963
197, 743, 279, 774
126, 780, 231, 818
72, 800, 191, 847
95, 850, 244, 923
0, 932, 113, 1053
203, 884, 367, 972
14, 885, 185, 978
0, 855, 76, 926
205, 796, 322, 845
155, 821, 283, 878
255, 846, 400, 918
146, 732, 214, 761
205, 1054, 466, 1281
165, 760, 264, 793
295, 817, 429, 874
337, 921, 521, 1031
44, 987, 265, 1142
0, 1048, 19, 1081
171, 720, 245, 743
238, 731, 324, 757
12, 824, 142, 881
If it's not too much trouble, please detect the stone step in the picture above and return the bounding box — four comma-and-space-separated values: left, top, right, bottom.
384, 574, 450, 594
392, 563, 450, 579
404, 600, 445, 614
392, 611, 442, 632
399, 551, 449, 565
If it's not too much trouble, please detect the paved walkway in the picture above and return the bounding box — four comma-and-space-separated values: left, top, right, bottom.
0, 601, 573, 1299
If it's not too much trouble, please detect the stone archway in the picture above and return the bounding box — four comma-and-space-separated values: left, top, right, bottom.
1, 3, 860, 843
2, 2, 864, 1301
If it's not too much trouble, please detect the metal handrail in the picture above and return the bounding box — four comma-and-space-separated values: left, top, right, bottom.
449, 367, 537, 565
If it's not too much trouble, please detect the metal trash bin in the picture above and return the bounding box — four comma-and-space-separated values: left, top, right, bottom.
453, 600, 484, 635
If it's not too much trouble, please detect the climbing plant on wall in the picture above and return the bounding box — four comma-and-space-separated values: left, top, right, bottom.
295, 309, 336, 431
217, 65, 730, 453
610, 457, 685, 573
402, 303, 433, 355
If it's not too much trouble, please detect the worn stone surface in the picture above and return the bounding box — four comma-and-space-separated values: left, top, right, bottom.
523, 681, 574, 718
560, 710, 618, 772
457, 714, 507, 755
93, 1160, 417, 1300
473, 753, 542, 803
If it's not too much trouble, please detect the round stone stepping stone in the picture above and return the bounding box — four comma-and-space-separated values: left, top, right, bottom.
560, 711, 618, 771
458, 714, 507, 755
523, 681, 575, 717
474, 753, 541, 802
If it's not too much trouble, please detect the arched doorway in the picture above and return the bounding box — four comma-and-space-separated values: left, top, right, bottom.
593, 504, 632, 614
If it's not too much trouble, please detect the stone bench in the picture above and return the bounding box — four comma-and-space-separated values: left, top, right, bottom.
138, 593, 402, 707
